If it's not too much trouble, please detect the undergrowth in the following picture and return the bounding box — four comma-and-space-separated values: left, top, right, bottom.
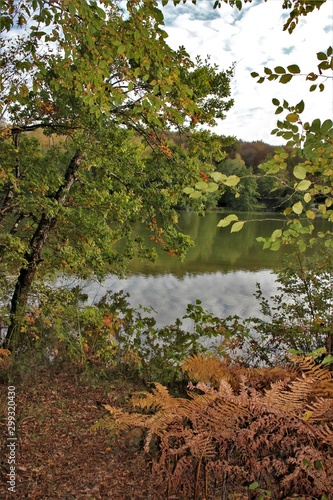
93, 354, 333, 500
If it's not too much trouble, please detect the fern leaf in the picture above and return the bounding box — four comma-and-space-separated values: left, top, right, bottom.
289, 355, 332, 381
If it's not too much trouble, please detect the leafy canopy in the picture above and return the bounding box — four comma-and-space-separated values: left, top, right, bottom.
0, 0, 235, 347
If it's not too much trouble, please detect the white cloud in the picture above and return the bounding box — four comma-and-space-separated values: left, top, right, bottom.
162, 0, 333, 145
79, 270, 278, 327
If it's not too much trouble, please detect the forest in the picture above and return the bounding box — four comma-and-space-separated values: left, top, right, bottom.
0, 0, 332, 498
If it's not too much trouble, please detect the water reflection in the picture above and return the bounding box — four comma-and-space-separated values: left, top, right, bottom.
81, 213, 289, 325
80, 270, 278, 328
129, 211, 287, 275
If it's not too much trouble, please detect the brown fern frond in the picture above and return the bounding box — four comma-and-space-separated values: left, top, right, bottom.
289, 355, 333, 381
91, 405, 150, 434
310, 379, 333, 398
264, 376, 317, 413
0, 348, 11, 368
316, 422, 333, 444
304, 397, 333, 422
130, 382, 181, 412
182, 353, 239, 390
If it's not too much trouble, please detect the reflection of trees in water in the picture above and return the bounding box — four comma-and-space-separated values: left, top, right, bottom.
180, 212, 285, 268
129, 212, 287, 275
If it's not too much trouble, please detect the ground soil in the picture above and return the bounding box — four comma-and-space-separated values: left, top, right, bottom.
0, 366, 156, 499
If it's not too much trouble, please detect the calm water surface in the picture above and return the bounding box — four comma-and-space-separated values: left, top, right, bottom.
82, 212, 289, 326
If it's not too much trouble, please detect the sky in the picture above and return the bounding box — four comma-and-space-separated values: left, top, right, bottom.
160, 0, 333, 145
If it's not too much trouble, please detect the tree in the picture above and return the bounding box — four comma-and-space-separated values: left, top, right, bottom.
180, 0, 332, 249
0, 0, 234, 349
235, 141, 274, 174
217, 153, 259, 211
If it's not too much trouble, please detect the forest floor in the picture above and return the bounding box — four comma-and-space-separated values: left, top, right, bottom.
0, 365, 157, 499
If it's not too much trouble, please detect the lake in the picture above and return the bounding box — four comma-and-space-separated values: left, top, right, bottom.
80, 212, 289, 326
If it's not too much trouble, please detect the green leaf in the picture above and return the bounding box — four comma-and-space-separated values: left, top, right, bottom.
309, 84, 317, 92
321, 119, 333, 134
292, 201, 303, 215
315, 460, 323, 471
68, 3, 76, 16
183, 187, 194, 194
293, 165, 306, 180
217, 214, 238, 228
322, 355, 333, 366
271, 229, 282, 240
230, 221, 245, 233
224, 175, 240, 187
195, 181, 208, 191
211, 171, 227, 183
310, 118, 321, 132
249, 482, 259, 490
295, 100, 305, 113
206, 182, 219, 193
279, 74, 293, 83
270, 240, 281, 251
287, 64, 301, 74
274, 66, 285, 74
304, 193, 312, 203
296, 179, 311, 191
250, 72, 259, 78
272, 98, 280, 106
297, 240, 307, 252
189, 191, 202, 199
316, 52, 327, 61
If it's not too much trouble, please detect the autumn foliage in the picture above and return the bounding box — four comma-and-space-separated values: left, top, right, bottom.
95, 355, 333, 499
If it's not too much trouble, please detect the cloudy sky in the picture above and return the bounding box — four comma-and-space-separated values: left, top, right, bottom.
161, 0, 333, 144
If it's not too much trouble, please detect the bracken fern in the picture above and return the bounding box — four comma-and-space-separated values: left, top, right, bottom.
95, 355, 333, 499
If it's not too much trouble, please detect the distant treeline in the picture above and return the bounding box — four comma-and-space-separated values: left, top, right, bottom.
169, 131, 306, 212
213, 139, 305, 212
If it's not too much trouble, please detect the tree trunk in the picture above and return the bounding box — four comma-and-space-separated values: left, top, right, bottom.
3, 150, 83, 349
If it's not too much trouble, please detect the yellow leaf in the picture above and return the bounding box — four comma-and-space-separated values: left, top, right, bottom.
293, 165, 306, 180
217, 214, 238, 227
306, 210, 316, 220
302, 410, 313, 421
224, 175, 240, 187
292, 201, 303, 215
296, 179, 311, 191
230, 221, 245, 233
286, 112, 299, 123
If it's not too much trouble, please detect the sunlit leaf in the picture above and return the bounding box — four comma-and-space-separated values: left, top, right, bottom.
224, 175, 240, 187
296, 179, 311, 191
292, 201, 303, 215
271, 229, 282, 240
210, 171, 227, 183
217, 214, 238, 228
230, 221, 245, 233
293, 165, 306, 180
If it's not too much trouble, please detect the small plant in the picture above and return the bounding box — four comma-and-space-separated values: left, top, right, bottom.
94, 355, 333, 499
